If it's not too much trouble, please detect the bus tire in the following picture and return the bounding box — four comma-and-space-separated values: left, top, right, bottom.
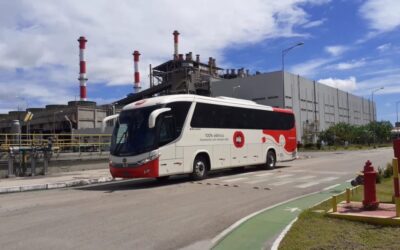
192, 155, 209, 180
265, 150, 276, 169
156, 176, 170, 182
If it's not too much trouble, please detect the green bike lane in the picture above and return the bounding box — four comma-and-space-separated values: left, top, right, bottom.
212, 183, 351, 250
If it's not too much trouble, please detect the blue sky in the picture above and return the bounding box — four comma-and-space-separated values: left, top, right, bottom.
0, 0, 399, 124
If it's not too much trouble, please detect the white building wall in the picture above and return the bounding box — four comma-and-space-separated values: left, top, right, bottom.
211, 71, 375, 143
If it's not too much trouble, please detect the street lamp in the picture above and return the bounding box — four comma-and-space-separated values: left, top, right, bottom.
282, 42, 304, 72
371, 87, 384, 122
396, 100, 400, 125
282, 42, 304, 109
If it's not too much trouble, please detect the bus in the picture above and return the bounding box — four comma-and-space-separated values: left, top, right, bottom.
104, 94, 297, 180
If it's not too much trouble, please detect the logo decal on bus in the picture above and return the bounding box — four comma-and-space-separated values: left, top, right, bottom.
233, 131, 245, 148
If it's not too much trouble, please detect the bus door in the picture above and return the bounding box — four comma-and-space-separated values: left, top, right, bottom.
157, 115, 182, 175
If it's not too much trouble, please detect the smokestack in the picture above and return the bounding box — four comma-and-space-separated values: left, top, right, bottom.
133, 50, 141, 92
78, 36, 88, 101
196, 54, 200, 63
173, 30, 180, 60
178, 54, 184, 61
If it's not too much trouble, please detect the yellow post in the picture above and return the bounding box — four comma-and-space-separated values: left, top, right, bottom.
332, 195, 337, 212
396, 197, 400, 218
346, 188, 351, 203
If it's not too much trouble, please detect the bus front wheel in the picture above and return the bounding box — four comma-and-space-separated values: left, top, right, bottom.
192, 155, 209, 180
265, 150, 276, 169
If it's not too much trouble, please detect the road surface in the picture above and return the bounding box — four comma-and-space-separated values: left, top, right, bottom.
0, 148, 393, 250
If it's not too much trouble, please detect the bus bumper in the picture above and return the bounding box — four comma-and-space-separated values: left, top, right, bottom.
109, 158, 159, 178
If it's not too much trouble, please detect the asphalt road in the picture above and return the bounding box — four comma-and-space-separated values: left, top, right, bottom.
0, 148, 393, 250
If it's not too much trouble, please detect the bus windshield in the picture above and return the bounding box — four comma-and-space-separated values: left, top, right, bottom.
110, 106, 160, 156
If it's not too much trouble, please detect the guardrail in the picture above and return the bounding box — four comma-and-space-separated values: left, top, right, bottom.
0, 133, 112, 153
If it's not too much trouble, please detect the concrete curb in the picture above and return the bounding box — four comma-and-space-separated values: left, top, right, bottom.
0, 176, 114, 194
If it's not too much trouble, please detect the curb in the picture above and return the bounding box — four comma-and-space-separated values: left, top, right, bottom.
0, 176, 114, 194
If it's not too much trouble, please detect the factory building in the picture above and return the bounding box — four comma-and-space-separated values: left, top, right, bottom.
0, 101, 115, 134
211, 71, 375, 143
0, 30, 377, 144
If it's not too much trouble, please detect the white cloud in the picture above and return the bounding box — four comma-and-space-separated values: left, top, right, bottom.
289, 58, 333, 77
324, 45, 348, 56
330, 59, 366, 70
0, 0, 330, 112
360, 0, 400, 32
318, 76, 357, 92
377, 43, 392, 52
357, 73, 400, 95
302, 18, 326, 28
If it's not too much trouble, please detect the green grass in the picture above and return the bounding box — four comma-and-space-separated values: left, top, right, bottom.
279, 178, 400, 250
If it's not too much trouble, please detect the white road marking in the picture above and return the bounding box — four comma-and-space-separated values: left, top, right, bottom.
254, 172, 274, 177
244, 179, 272, 184
222, 177, 248, 183
276, 174, 294, 178
322, 184, 341, 191
296, 182, 320, 188
284, 207, 301, 213
287, 169, 349, 175
270, 180, 294, 186
319, 177, 339, 182
296, 175, 316, 180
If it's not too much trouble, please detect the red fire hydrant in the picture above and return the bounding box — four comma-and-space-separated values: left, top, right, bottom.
363, 160, 379, 210
394, 138, 400, 159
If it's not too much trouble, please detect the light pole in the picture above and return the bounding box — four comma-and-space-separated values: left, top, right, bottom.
282, 42, 304, 72
371, 87, 384, 122
282, 42, 304, 109
396, 100, 400, 125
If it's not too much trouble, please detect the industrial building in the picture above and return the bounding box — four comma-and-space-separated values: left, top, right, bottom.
0, 30, 376, 145
211, 71, 375, 142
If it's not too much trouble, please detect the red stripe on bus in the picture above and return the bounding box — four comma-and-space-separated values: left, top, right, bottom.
109, 158, 159, 178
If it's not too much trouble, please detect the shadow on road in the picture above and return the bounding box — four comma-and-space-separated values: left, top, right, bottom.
76, 165, 291, 193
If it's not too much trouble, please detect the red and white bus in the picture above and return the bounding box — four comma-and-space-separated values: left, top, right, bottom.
104, 94, 296, 180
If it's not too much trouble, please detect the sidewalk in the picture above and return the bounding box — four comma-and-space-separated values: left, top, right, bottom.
0, 168, 114, 194
212, 182, 351, 250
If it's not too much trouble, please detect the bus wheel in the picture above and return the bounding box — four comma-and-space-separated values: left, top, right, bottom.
265, 150, 276, 169
156, 176, 170, 182
192, 156, 208, 180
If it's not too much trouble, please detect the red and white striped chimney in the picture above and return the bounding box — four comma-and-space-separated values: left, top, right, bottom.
78, 36, 88, 101
133, 50, 141, 92
173, 30, 180, 60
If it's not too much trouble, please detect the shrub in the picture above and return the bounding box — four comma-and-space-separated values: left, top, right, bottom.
383, 162, 393, 178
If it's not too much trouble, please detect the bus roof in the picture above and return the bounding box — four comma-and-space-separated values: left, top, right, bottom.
122, 94, 293, 114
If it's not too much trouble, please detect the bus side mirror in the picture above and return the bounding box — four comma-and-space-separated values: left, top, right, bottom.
101, 114, 119, 133
149, 108, 171, 128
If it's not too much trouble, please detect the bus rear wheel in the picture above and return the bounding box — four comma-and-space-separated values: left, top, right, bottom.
265, 150, 276, 169
192, 155, 208, 180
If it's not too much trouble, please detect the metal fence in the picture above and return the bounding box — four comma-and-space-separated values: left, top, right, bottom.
0, 133, 112, 153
